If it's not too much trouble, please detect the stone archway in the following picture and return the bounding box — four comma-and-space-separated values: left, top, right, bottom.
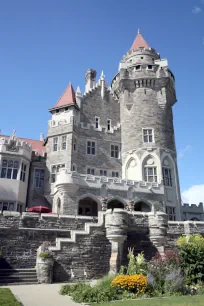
134, 201, 151, 212
78, 197, 98, 216
107, 199, 124, 210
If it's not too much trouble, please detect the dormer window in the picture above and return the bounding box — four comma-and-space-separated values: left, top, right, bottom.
136, 65, 141, 71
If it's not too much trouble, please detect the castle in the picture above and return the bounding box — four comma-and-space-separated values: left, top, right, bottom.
0, 30, 202, 221
1, 30, 204, 284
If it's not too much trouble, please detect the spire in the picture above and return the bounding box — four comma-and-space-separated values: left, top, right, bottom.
130, 30, 150, 50
49, 83, 76, 110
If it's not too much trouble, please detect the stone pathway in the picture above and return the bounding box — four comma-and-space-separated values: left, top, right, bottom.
8, 284, 80, 306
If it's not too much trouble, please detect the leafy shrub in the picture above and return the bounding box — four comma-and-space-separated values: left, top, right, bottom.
111, 274, 147, 295
147, 250, 183, 295
177, 234, 204, 284
60, 282, 90, 296
60, 277, 119, 303
120, 249, 147, 276
39, 252, 52, 260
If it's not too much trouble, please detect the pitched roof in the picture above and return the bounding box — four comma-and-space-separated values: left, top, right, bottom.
49, 83, 76, 111
0, 134, 45, 156
131, 29, 150, 50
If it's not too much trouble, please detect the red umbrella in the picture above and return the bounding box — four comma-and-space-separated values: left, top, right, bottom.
28, 206, 52, 213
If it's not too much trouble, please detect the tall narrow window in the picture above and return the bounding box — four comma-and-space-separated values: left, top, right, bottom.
53, 137, 58, 151
20, 163, 27, 182
143, 129, 153, 143
61, 135, 67, 150
87, 168, 95, 175
95, 117, 99, 129
111, 145, 119, 158
144, 167, 157, 183
34, 169, 45, 188
73, 138, 77, 151
162, 168, 172, 187
107, 120, 111, 131
1, 159, 19, 179
87, 141, 96, 155
166, 206, 176, 221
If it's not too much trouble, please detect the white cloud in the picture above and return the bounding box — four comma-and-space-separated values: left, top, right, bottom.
182, 185, 204, 204
192, 6, 202, 13
178, 145, 191, 159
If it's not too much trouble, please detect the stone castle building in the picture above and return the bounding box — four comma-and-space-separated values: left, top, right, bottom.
0, 30, 201, 221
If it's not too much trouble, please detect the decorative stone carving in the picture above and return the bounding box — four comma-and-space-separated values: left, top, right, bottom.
36, 242, 54, 284
101, 198, 108, 211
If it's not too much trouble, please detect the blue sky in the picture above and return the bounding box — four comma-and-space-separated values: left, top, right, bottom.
0, 0, 203, 202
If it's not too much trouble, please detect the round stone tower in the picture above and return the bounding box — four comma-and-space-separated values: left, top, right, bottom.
111, 30, 181, 220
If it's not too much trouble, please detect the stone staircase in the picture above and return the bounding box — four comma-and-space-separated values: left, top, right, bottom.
0, 268, 38, 285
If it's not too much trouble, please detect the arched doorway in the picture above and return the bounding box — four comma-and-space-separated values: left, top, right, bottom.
107, 199, 124, 210
78, 197, 98, 216
134, 201, 151, 212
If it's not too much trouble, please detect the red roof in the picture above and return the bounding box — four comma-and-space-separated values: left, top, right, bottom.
0, 135, 45, 156
131, 30, 150, 50
49, 83, 76, 110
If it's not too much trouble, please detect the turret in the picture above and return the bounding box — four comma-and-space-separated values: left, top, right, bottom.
85, 69, 96, 93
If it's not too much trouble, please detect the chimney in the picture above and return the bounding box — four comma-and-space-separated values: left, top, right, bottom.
40, 133, 44, 141
85, 69, 96, 93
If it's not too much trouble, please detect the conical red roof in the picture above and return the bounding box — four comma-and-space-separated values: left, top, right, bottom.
50, 83, 76, 110
131, 30, 150, 50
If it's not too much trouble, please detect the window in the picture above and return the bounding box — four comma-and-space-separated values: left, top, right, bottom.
107, 120, 111, 131
144, 167, 157, 183
141, 57, 144, 59
143, 129, 153, 143
112, 171, 119, 178
72, 164, 77, 171
65, 107, 68, 111
147, 65, 153, 70
111, 145, 119, 158
51, 164, 65, 183
73, 139, 77, 151
162, 168, 172, 187
17, 204, 22, 213
61, 135, 67, 150
34, 169, 45, 188
166, 206, 176, 221
87, 168, 95, 175
1, 160, 19, 179
53, 137, 58, 151
0, 202, 15, 212
87, 141, 96, 155
56, 109, 59, 114
100, 170, 107, 176
95, 117, 100, 129
136, 65, 141, 70
20, 163, 27, 182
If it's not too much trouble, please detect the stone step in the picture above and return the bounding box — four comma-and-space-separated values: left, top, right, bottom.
0, 269, 38, 285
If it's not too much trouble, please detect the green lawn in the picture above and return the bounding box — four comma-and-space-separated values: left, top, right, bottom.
0, 289, 21, 306
92, 295, 204, 306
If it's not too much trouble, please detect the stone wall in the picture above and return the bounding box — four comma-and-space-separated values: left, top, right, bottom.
0, 212, 110, 282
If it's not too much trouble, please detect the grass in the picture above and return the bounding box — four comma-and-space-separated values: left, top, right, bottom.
92, 295, 204, 306
0, 289, 21, 306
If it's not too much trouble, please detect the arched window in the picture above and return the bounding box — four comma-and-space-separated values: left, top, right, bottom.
142, 156, 157, 183
78, 197, 98, 216
107, 199, 124, 210
134, 201, 151, 212
1, 159, 19, 179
